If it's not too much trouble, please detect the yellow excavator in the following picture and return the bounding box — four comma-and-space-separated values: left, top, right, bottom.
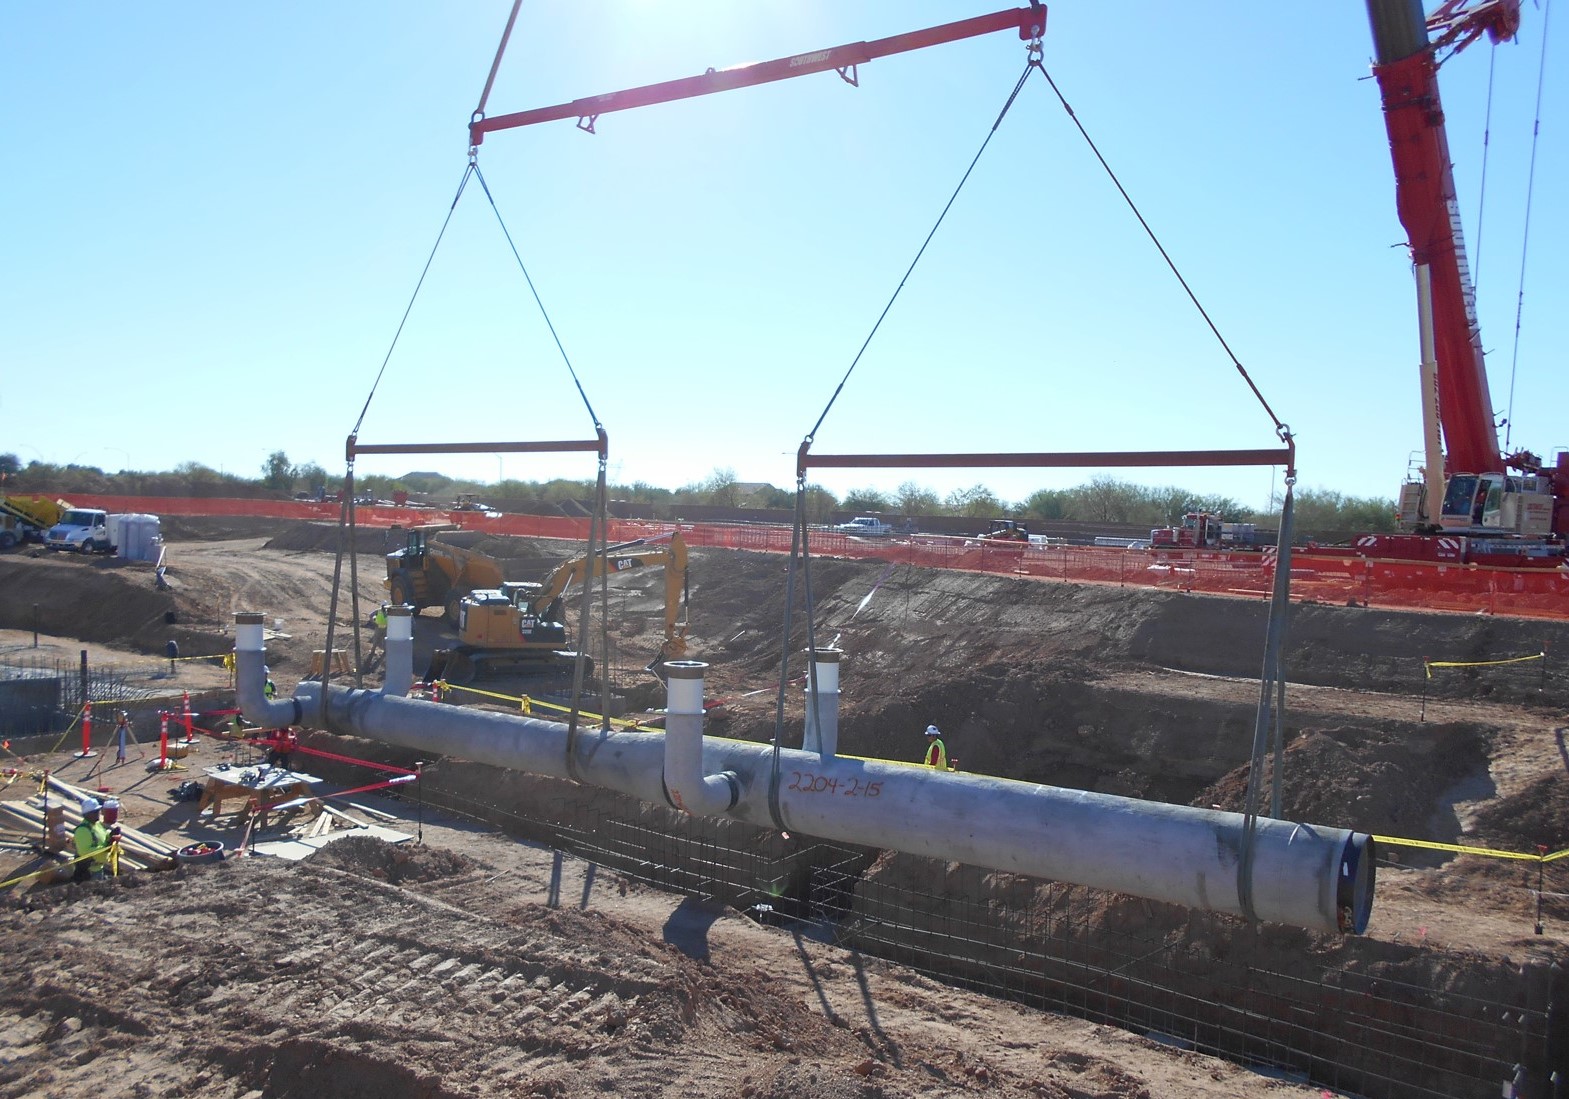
427, 532, 690, 685
384, 524, 505, 626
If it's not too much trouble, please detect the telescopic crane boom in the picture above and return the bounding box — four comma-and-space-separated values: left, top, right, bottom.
1366, 0, 1567, 544
1368, 0, 1515, 480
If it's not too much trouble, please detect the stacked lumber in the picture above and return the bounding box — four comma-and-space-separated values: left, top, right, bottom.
3, 775, 181, 872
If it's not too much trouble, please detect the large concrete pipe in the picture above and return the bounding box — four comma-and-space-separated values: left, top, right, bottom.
236, 614, 1373, 934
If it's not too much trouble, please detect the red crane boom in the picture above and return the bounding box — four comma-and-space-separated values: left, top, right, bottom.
1366, 0, 1518, 478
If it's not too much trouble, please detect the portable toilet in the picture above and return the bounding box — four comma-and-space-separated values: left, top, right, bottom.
118, 514, 162, 562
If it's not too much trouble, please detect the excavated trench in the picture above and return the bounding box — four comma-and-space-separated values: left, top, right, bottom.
280, 667, 1547, 1099
6, 524, 1567, 1094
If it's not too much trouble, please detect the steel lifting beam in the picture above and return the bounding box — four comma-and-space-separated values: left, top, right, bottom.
799, 446, 1296, 476
346, 433, 607, 462
469, 6, 1046, 145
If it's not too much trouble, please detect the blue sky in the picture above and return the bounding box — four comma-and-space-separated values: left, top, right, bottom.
4, 2, 1564, 511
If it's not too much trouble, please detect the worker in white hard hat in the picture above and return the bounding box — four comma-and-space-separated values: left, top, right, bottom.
263, 667, 277, 701
72, 798, 112, 882
922, 725, 947, 771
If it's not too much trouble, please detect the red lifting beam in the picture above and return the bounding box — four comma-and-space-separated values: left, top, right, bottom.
800, 447, 1295, 476
469, 6, 1046, 145
347, 435, 607, 461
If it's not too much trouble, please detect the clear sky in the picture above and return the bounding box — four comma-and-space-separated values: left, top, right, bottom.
4, 2, 1564, 511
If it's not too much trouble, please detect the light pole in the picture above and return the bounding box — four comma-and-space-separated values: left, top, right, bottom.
496, 456, 505, 486
104, 447, 131, 472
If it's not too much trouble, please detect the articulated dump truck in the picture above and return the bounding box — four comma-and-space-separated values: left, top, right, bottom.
0, 495, 70, 550
427, 533, 690, 686
384, 524, 505, 626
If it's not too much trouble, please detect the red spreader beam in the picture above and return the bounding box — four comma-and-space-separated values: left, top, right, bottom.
801, 448, 1295, 474
469, 6, 1046, 144
348, 438, 606, 460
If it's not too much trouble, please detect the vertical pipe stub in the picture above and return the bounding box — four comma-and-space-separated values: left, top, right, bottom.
233, 611, 302, 728
234, 611, 265, 651
663, 660, 707, 714
384, 603, 415, 697
804, 647, 842, 760
660, 660, 737, 816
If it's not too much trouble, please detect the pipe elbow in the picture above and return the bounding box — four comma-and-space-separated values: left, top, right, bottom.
233, 612, 306, 728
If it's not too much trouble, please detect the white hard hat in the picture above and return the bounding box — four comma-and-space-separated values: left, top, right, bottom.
80, 797, 102, 814
925, 725, 940, 736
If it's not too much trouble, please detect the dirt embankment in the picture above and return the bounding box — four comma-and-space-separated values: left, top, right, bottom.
2, 519, 1567, 1097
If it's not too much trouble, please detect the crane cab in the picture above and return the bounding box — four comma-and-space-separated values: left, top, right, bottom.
457, 585, 567, 648
1438, 473, 1554, 536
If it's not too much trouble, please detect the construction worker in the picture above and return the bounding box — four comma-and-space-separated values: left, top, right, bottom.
922, 725, 947, 771
263, 667, 276, 701
72, 797, 112, 882
367, 603, 389, 667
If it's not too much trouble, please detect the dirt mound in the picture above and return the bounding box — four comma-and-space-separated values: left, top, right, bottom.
1199, 721, 1494, 839
157, 514, 294, 541
307, 834, 484, 883
0, 553, 177, 651
262, 521, 396, 554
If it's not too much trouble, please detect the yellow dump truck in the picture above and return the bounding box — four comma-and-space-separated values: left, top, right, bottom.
0, 495, 70, 550
384, 524, 505, 625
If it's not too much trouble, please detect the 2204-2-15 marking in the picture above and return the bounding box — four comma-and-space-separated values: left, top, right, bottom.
788, 772, 882, 797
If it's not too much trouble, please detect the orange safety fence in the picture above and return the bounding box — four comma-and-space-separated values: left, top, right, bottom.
63, 496, 1569, 621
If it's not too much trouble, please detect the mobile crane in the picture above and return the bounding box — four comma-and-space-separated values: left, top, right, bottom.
1351, 0, 1566, 564
428, 532, 690, 685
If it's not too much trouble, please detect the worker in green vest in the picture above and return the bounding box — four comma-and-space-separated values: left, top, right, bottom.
922, 725, 947, 771
72, 798, 112, 882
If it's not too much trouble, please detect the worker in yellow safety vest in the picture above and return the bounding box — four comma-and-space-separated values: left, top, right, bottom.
922, 725, 947, 770
73, 798, 113, 882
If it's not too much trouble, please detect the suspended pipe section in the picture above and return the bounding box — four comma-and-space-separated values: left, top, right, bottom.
235, 613, 1372, 936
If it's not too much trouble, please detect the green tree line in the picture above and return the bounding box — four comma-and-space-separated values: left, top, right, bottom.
0, 453, 1395, 536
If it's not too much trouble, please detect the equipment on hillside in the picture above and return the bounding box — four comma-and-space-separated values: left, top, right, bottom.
1150, 512, 1257, 551
0, 495, 70, 549
978, 519, 1029, 542
428, 532, 690, 685
384, 524, 505, 625
1351, 0, 1565, 564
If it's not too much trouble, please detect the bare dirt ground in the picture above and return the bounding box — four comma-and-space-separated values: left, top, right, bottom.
1, 518, 1567, 1097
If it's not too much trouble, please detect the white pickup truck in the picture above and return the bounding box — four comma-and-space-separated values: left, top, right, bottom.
833, 516, 894, 537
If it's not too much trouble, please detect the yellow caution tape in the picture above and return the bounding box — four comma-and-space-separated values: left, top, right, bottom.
1373, 833, 1569, 863
1424, 652, 1544, 678
438, 682, 644, 730
0, 848, 99, 890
